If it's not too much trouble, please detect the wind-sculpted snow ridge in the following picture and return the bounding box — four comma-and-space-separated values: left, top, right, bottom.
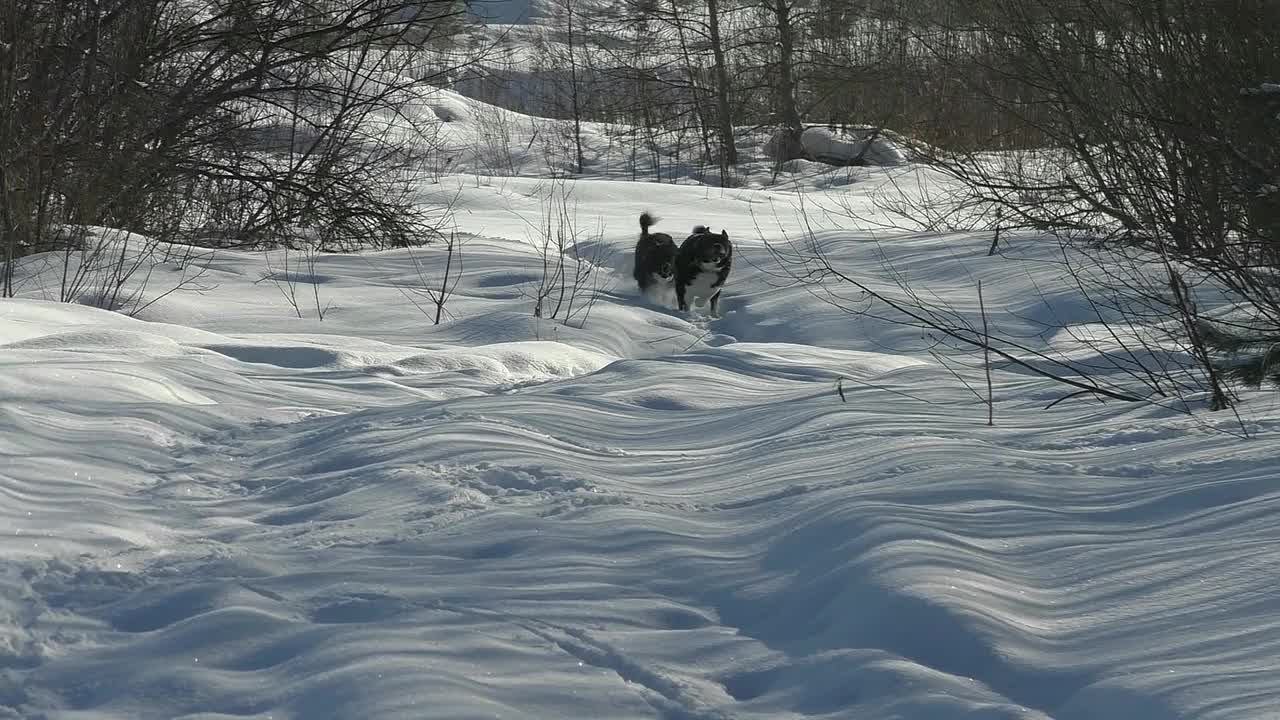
5, 177, 1280, 719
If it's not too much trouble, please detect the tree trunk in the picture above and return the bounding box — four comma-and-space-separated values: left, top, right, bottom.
0, 164, 14, 297
770, 0, 804, 158
668, 0, 716, 173
706, 0, 737, 166
564, 0, 586, 174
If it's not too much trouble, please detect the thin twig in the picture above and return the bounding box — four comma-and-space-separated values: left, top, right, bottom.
978, 279, 994, 425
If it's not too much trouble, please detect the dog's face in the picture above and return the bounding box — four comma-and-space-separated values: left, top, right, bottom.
695, 231, 730, 267
703, 240, 728, 263
655, 257, 675, 281
638, 235, 678, 286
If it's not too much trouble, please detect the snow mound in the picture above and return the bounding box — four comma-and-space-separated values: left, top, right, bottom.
424, 92, 473, 124
801, 126, 909, 167
390, 341, 615, 386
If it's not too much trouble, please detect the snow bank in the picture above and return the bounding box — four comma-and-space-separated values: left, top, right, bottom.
4, 156, 1280, 720
801, 126, 909, 166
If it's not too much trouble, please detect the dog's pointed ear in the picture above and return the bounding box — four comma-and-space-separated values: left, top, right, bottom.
720, 229, 729, 242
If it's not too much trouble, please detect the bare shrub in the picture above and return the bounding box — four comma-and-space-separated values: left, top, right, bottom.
1, 0, 475, 304
398, 229, 466, 326
473, 103, 526, 177
758, 197, 1261, 427
524, 181, 611, 328
260, 244, 331, 321
824, 0, 1279, 411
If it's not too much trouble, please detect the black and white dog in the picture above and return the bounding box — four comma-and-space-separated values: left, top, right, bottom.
634, 212, 678, 304
676, 225, 732, 317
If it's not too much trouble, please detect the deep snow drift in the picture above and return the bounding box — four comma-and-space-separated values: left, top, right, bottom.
3, 96, 1280, 720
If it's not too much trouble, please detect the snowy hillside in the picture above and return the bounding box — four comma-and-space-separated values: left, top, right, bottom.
414, 90, 905, 186
3, 93, 1280, 720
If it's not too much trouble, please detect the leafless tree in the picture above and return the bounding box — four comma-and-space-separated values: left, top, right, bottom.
1, 0, 480, 303
532, 0, 597, 175
884, 0, 1280, 408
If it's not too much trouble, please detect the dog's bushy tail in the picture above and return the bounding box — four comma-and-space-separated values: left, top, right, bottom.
640, 212, 659, 236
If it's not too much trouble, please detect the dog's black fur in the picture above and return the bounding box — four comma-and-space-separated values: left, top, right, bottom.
676, 225, 732, 317
634, 213, 678, 297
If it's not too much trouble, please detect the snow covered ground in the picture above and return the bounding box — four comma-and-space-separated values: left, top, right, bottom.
4, 95, 1280, 720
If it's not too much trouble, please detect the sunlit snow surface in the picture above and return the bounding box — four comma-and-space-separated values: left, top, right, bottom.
4, 114, 1280, 719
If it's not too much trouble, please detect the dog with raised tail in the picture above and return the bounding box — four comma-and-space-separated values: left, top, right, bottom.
676, 225, 732, 318
634, 212, 679, 305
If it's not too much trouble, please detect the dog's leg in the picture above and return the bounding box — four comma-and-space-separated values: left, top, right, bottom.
709, 290, 721, 318
676, 282, 688, 312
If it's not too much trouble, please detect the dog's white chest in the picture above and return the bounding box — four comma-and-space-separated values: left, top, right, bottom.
685, 268, 722, 303
644, 277, 677, 306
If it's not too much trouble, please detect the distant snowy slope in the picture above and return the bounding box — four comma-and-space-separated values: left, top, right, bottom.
415, 89, 910, 183
470, 0, 540, 23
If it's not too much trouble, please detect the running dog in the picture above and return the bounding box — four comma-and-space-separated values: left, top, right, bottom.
634, 212, 679, 305
676, 225, 732, 317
